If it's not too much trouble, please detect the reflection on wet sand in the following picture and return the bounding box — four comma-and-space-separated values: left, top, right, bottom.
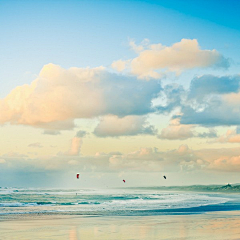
1, 212, 240, 240
69, 227, 79, 240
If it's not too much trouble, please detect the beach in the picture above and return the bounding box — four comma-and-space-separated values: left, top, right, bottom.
1, 211, 240, 240
1, 1, 240, 239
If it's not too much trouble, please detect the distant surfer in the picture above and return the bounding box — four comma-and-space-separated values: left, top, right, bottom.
123, 179, 126, 183
163, 175, 166, 179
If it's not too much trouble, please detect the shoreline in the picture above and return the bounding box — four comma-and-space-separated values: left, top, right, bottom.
1, 209, 240, 219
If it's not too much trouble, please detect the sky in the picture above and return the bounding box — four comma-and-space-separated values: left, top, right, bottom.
1, 0, 240, 188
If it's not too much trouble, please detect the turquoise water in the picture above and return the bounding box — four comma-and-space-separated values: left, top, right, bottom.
0, 186, 240, 216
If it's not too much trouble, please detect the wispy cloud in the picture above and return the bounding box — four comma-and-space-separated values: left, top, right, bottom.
28, 142, 43, 148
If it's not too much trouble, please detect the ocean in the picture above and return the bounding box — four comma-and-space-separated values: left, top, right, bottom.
1, 185, 240, 216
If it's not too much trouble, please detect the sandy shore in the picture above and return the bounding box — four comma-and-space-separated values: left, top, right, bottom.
1, 211, 240, 240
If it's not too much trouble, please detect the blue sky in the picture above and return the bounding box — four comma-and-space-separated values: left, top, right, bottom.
1, 0, 240, 187
1, 0, 240, 96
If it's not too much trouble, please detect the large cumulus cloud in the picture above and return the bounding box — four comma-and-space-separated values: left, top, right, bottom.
0, 64, 161, 130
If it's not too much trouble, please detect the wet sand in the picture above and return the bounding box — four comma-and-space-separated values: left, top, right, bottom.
1, 211, 240, 239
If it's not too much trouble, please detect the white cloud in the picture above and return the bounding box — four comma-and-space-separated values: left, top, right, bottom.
159, 118, 194, 140
111, 60, 128, 72
129, 39, 149, 53
112, 39, 229, 79
93, 115, 157, 137
0, 64, 161, 130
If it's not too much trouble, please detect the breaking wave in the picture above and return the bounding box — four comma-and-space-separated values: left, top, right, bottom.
0, 185, 240, 215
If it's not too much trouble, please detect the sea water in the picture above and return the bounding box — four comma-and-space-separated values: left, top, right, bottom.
0, 186, 240, 216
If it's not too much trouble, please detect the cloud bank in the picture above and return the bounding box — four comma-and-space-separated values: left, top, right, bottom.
3, 144, 240, 173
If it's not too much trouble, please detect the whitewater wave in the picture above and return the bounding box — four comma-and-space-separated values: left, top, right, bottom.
0, 186, 239, 216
